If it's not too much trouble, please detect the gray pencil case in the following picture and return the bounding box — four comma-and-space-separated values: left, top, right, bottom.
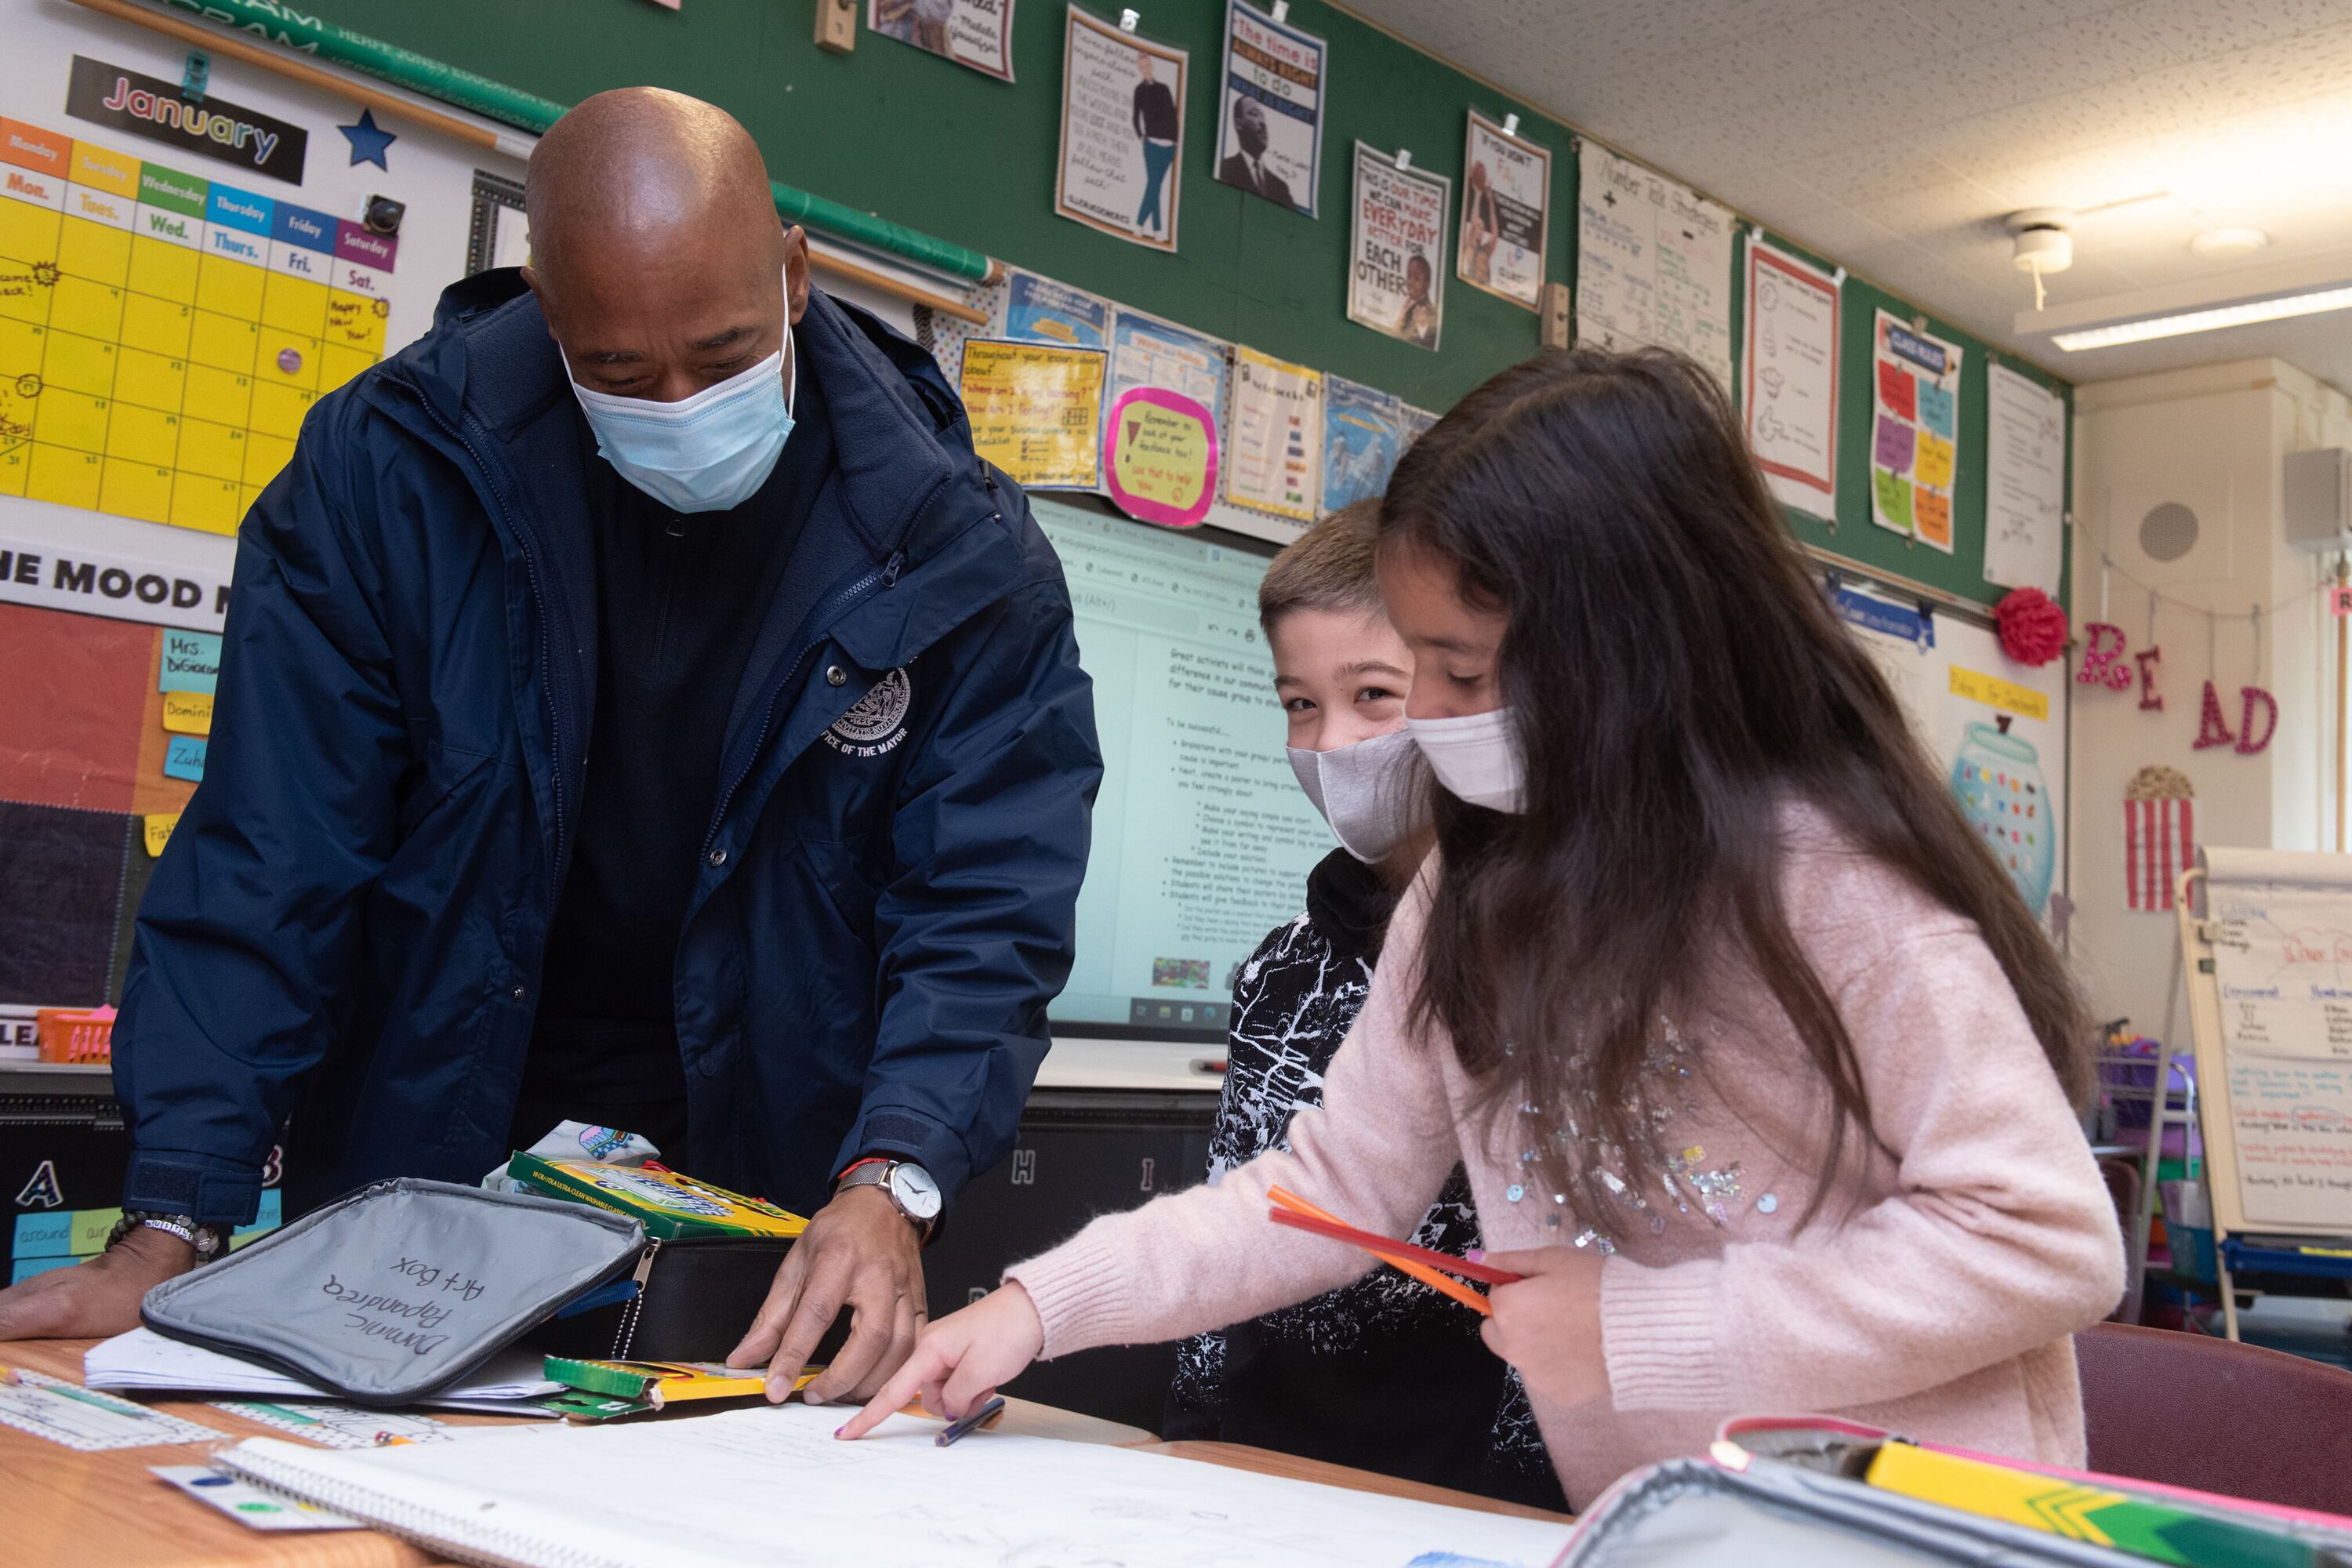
140, 1177, 645, 1406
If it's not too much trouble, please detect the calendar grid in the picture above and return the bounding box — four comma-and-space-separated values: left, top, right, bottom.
0, 114, 394, 535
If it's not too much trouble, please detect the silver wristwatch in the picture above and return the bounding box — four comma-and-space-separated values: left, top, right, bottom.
107, 1210, 229, 1263
837, 1159, 942, 1236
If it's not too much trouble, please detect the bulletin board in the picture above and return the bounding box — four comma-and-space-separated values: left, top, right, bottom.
1727, 230, 2075, 615
0, 0, 523, 1018
303, 0, 2069, 612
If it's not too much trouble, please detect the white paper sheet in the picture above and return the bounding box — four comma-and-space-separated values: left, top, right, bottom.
2205, 881, 2352, 1062
1575, 141, 1734, 388
85, 1327, 559, 1406
1983, 364, 2067, 594
2226, 1058, 2352, 1227
220, 1403, 1573, 1568
1744, 241, 1839, 519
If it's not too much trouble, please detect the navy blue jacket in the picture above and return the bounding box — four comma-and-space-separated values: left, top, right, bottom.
116, 273, 1101, 1225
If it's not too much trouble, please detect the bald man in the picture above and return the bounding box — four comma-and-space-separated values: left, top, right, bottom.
0, 90, 1102, 1403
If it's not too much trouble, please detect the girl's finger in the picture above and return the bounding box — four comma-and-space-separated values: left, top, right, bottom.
939, 1363, 1000, 1423
837, 1347, 936, 1439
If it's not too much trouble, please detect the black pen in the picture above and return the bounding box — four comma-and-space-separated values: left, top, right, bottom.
935, 1394, 1007, 1447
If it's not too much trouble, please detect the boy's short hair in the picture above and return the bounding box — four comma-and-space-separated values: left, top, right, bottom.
1258, 500, 1384, 633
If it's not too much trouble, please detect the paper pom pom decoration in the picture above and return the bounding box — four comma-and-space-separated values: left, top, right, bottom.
1996, 587, 2068, 667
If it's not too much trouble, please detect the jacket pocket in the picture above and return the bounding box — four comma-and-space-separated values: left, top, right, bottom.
395, 739, 496, 840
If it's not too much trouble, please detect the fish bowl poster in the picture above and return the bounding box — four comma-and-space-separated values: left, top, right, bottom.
1832, 585, 2067, 927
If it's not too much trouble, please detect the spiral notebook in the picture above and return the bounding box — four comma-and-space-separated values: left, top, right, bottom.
213, 1402, 1572, 1568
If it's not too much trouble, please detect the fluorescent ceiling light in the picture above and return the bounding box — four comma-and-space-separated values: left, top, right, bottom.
2051, 284, 2352, 351
2189, 226, 2268, 258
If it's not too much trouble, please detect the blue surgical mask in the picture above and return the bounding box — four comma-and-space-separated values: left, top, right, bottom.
566, 330, 796, 514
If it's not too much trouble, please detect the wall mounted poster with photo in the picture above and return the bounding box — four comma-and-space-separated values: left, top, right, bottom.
1213, 0, 1324, 218
867, 0, 1018, 82
1347, 142, 1450, 351
1056, 5, 1188, 252
1457, 110, 1548, 310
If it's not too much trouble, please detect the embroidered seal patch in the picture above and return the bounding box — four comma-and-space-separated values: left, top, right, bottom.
825, 667, 912, 757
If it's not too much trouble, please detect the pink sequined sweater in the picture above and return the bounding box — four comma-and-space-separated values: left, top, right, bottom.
1007, 809, 2126, 1508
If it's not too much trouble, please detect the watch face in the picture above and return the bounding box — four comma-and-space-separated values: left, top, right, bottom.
889, 1163, 942, 1221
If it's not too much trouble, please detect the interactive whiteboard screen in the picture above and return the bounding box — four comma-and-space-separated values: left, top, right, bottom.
1033, 498, 1334, 1042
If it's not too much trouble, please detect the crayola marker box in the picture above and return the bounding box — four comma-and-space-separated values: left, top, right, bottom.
507, 1153, 809, 1242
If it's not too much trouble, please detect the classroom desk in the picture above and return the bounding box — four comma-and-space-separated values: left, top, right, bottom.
1, 1338, 1569, 1566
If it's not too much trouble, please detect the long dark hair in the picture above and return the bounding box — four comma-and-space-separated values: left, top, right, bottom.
1381, 349, 2087, 1229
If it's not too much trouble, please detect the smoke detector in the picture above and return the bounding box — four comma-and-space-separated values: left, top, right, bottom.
2008, 208, 2074, 310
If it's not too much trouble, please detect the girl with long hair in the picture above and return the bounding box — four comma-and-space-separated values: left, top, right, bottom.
840, 349, 2123, 1506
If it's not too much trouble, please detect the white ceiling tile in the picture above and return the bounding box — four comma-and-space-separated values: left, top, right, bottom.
1774, 201, 1907, 260
1340, 0, 2352, 391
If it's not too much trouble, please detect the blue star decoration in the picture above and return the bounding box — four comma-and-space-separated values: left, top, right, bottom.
338, 108, 397, 169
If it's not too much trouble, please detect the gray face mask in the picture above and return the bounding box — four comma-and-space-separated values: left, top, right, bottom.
1287, 728, 1426, 863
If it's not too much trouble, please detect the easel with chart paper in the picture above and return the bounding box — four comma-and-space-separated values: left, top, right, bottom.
2176, 847, 2352, 1339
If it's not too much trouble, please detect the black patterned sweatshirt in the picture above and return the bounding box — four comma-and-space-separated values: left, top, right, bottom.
1163, 848, 1565, 1511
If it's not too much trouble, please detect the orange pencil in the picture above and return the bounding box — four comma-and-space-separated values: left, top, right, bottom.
1267, 1186, 1496, 1317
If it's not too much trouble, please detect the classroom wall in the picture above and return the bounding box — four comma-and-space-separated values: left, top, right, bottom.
304, 0, 2064, 609
2068, 358, 2350, 1040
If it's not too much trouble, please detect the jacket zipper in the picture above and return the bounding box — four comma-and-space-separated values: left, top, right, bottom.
399, 382, 572, 880
698, 547, 906, 863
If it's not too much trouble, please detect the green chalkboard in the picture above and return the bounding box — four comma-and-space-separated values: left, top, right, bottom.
312, 0, 2065, 608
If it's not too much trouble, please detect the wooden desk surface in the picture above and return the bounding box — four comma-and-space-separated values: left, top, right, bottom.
0, 1338, 1568, 1566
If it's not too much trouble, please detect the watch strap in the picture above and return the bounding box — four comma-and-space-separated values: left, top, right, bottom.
837, 1160, 937, 1236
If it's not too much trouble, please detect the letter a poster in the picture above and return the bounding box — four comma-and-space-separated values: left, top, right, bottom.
1870, 309, 1963, 553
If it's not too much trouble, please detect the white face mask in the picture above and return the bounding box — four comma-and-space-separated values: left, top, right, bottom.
565, 315, 797, 514
1406, 706, 1525, 812
1287, 728, 1425, 863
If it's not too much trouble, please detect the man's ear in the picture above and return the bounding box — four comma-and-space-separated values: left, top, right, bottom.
521, 265, 555, 338
782, 226, 811, 325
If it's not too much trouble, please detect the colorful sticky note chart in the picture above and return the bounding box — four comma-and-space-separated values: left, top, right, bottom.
12, 1210, 71, 1259
1915, 430, 1955, 489
1876, 360, 1917, 420
1915, 487, 1951, 548
1873, 469, 1913, 532
143, 811, 178, 856
162, 734, 206, 782
1917, 380, 1955, 440
160, 630, 221, 693
1874, 414, 1913, 474
161, 690, 212, 735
